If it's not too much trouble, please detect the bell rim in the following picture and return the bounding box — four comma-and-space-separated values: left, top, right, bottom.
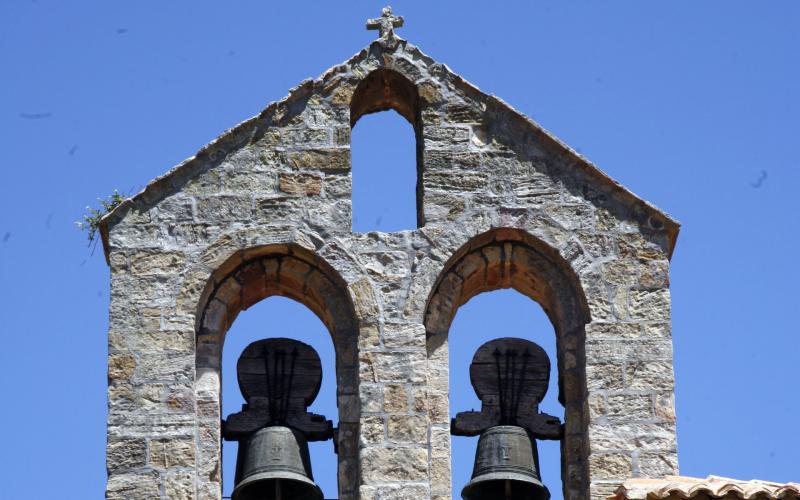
461, 473, 550, 500
232, 470, 323, 500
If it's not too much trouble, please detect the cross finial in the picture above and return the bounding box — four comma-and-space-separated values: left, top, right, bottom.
366, 6, 404, 40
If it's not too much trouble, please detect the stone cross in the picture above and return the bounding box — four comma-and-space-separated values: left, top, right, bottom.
366, 6, 404, 39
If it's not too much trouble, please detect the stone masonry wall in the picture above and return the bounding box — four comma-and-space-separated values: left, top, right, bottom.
103, 37, 679, 500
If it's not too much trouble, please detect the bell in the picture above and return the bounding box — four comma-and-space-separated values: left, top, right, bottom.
461, 426, 550, 500
232, 425, 323, 500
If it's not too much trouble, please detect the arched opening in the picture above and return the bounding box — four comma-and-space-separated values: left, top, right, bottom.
221, 296, 338, 498
449, 289, 563, 500
351, 110, 417, 232
425, 229, 591, 500
194, 244, 360, 500
350, 69, 423, 231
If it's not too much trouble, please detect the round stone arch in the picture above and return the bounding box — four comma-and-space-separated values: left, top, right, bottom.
424, 228, 591, 500
349, 67, 421, 127
191, 242, 360, 500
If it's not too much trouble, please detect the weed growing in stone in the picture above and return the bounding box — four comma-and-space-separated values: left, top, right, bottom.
77, 190, 125, 246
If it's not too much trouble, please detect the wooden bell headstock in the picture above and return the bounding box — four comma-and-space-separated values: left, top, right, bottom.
223, 338, 333, 442
451, 337, 562, 440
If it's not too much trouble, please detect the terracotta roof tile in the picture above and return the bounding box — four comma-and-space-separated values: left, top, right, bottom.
609, 476, 800, 500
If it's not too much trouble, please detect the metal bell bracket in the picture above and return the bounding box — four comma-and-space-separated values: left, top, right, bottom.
451, 337, 562, 440
223, 338, 333, 442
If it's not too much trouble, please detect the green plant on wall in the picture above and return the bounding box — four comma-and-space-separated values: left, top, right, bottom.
76, 190, 125, 246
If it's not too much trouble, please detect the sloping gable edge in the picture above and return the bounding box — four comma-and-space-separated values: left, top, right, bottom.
99, 38, 680, 263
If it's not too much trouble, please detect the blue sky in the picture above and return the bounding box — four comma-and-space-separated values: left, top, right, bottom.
1, 2, 798, 499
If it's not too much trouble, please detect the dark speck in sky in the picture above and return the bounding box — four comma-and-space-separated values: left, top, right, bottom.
19, 112, 52, 119
751, 170, 768, 188
45, 212, 54, 229
116, 28, 128, 34
68, 144, 78, 156
228, 50, 236, 57
2, 232, 10, 243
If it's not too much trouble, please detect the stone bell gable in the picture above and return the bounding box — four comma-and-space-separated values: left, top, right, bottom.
101, 18, 680, 500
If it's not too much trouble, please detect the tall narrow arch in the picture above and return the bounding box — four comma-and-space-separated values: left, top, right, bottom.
350, 68, 425, 228
193, 244, 360, 500
424, 228, 591, 499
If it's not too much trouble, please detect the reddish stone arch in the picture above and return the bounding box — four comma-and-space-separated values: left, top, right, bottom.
424, 228, 591, 500
194, 243, 360, 500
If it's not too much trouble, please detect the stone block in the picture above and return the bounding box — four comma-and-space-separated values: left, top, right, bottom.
148, 437, 196, 468
361, 447, 428, 482
588, 453, 633, 480
426, 391, 449, 424
349, 278, 380, 320
255, 195, 303, 219
165, 470, 195, 500
360, 383, 384, 413
426, 172, 489, 192
588, 423, 677, 452
363, 252, 412, 282
629, 289, 671, 321
590, 481, 622, 500
383, 384, 409, 413
424, 126, 470, 149
223, 170, 276, 193
278, 172, 322, 195
108, 354, 136, 381
106, 438, 146, 472
196, 195, 253, 222
284, 148, 350, 171
637, 452, 679, 477
586, 363, 624, 390
418, 81, 443, 104
357, 323, 380, 350
585, 322, 642, 339
106, 471, 160, 500
383, 323, 425, 348
387, 415, 427, 443
618, 233, 667, 261
605, 393, 653, 420
654, 392, 677, 423
430, 426, 450, 459
382, 353, 425, 386
137, 353, 194, 383
430, 457, 451, 495
376, 484, 430, 500
361, 416, 385, 445
129, 251, 187, 276
586, 339, 673, 362
625, 361, 674, 391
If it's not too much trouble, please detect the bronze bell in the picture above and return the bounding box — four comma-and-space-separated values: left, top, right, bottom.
461, 426, 550, 500
232, 425, 323, 500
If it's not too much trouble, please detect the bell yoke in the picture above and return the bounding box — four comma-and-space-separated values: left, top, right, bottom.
223, 338, 330, 500
452, 338, 561, 500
